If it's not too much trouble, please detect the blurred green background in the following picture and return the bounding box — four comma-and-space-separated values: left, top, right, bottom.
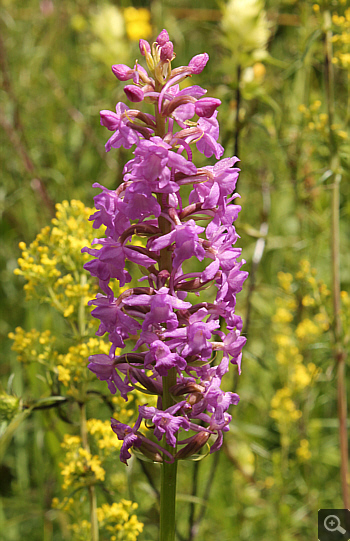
1, 0, 350, 539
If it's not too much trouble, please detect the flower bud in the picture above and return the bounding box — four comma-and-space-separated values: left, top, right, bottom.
112, 64, 134, 81
188, 53, 209, 74
100, 110, 119, 130
130, 367, 163, 395
139, 39, 151, 56
170, 382, 205, 396
156, 29, 169, 46
160, 41, 174, 62
124, 85, 144, 103
175, 431, 211, 460
195, 98, 221, 118
0, 392, 21, 422
137, 440, 164, 462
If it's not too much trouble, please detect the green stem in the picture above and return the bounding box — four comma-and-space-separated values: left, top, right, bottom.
332, 172, 348, 509
78, 273, 87, 336
324, 11, 349, 509
160, 453, 178, 541
79, 403, 99, 541
160, 369, 177, 541
155, 84, 178, 541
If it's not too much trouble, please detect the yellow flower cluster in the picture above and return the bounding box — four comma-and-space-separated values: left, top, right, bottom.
0, 391, 21, 422
269, 261, 329, 455
312, 0, 347, 13
68, 520, 91, 541
87, 419, 122, 455
14, 200, 102, 323
276, 271, 293, 294
290, 362, 319, 390
340, 291, 350, 341
332, 9, 350, 69
296, 439, 312, 462
57, 338, 111, 391
54, 430, 143, 541
11, 198, 143, 537
97, 501, 143, 541
299, 101, 348, 140
295, 318, 322, 341
270, 387, 302, 424
8, 327, 57, 366
64, 501, 143, 541
8, 327, 111, 394
112, 390, 157, 431
59, 435, 105, 490
123, 7, 152, 41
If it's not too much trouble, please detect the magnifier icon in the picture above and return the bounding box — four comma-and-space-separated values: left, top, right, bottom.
324, 514, 346, 534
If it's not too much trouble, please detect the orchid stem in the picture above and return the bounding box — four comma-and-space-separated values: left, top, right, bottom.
156, 86, 178, 538
160, 371, 178, 541
160, 452, 178, 541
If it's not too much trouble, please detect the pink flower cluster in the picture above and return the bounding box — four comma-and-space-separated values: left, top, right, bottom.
83, 30, 248, 464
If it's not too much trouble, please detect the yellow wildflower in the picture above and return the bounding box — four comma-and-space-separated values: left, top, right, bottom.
272, 308, 293, 323
8, 327, 57, 365
123, 7, 152, 41
295, 318, 321, 341
296, 439, 312, 461
270, 387, 302, 424
302, 295, 315, 307
59, 435, 105, 490
97, 500, 143, 541
87, 419, 122, 454
277, 272, 293, 292
14, 200, 103, 323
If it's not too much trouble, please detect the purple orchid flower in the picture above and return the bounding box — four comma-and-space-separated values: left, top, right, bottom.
139, 402, 190, 447
83, 30, 247, 464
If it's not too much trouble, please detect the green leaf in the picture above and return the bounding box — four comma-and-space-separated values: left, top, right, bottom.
0, 409, 32, 463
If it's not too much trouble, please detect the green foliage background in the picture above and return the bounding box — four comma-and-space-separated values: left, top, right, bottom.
1, 0, 350, 540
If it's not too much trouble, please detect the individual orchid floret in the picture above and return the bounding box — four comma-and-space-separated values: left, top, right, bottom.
196, 112, 224, 159
160, 41, 174, 62
88, 353, 133, 398
150, 220, 206, 271
155, 29, 170, 46
175, 430, 211, 459
111, 416, 175, 465
111, 418, 142, 464
112, 63, 151, 84
89, 294, 141, 338
144, 340, 187, 376
124, 84, 145, 103
188, 53, 209, 74
100, 103, 140, 151
139, 38, 151, 56
112, 64, 135, 81
139, 402, 190, 447
195, 98, 222, 118
123, 287, 191, 332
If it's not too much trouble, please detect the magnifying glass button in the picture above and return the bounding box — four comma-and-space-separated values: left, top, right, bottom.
324, 514, 346, 534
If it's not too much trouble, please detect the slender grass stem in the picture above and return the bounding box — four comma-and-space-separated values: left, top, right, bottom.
234, 64, 242, 160
324, 10, 349, 509
79, 403, 99, 541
